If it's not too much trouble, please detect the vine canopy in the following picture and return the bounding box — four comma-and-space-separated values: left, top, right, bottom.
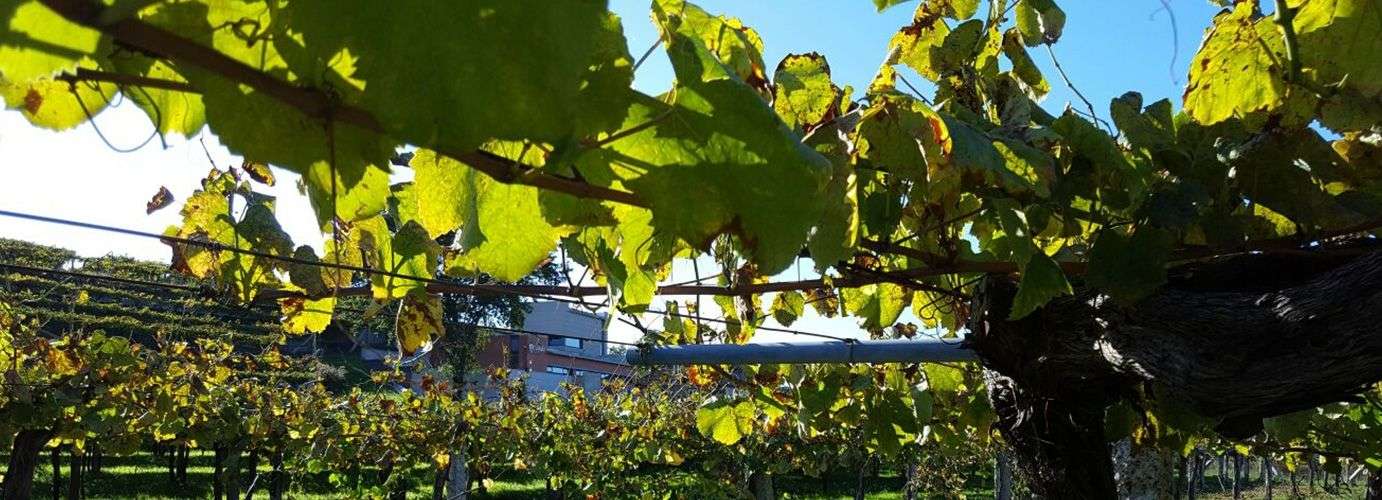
2, 0, 1381, 348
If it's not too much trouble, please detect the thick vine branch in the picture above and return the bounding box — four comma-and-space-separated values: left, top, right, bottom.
39, 0, 646, 208
58, 68, 194, 92
864, 215, 1382, 277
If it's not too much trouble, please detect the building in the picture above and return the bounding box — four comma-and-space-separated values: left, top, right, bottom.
473, 301, 632, 394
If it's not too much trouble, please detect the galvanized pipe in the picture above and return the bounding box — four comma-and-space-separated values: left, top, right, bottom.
625, 339, 975, 366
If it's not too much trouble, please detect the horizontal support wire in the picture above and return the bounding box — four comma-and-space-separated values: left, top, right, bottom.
0, 209, 852, 342
0, 260, 646, 350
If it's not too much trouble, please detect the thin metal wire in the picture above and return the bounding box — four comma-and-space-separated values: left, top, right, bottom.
1, 259, 644, 350
0, 209, 854, 342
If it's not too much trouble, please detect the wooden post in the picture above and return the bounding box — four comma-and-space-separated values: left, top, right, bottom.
213, 446, 224, 500
269, 450, 286, 500
67, 447, 82, 500
51, 445, 62, 500
1232, 452, 1243, 500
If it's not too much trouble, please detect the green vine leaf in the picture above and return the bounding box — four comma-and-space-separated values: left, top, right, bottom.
772, 53, 837, 130
1007, 252, 1071, 319
1015, 0, 1066, 46
695, 397, 755, 446
0, 1, 101, 82
1085, 227, 1172, 305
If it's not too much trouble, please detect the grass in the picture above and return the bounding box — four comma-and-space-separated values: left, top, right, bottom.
1189, 466, 1368, 499
35, 449, 1367, 499
13, 451, 961, 499
15, 450, 548, 499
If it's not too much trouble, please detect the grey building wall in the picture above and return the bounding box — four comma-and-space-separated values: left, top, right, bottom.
521, 301, 609, 356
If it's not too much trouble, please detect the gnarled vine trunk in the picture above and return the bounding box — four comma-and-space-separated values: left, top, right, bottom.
3, 429, 53, 500
749, 471, 775, 500
969, 247, 1382, 496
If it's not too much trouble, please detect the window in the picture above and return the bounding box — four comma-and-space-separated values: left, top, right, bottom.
547, 336, 582, 349
545, 365, 571, 375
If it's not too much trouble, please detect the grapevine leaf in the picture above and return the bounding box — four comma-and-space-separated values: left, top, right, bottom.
1109, 92, 1176, 153
872, 0, 914, 12
1051, 112, 1132, 173
1085, 227, 1172, 305
1007, 252, 1071, 320
108, 54, 205, 137
807, 162, 860, 270
597, 33, 831, 273
856, 95, 943, 181
696, 397, 755, 445
935, 20, 984, 75
410, 149, 473, 238
396, 293, 444, 357
0, 1, 101, 82
1015, 0, 1066, 46
0, 76, 114, 131
1292, 0, 1382, 133
654, 0, 768, 86
286, 1, 628, 153
1001, 29, 1050, 97
1183, 2, 1313, 129
841, 283, 910, 329
241, 161, 275, 187
924, 363, 965, 393
287, 246, 330, 298
414, 146, 576, 283
367, 219, 439, 300
925, 0, 981, 20
280, 295, 335, 335
773, 53, 837, 129
888, 15, 951, 82
770, 290, 806, 327
190, 72, 394, 229
145, 186, 175, 215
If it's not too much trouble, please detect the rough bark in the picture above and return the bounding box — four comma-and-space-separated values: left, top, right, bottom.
1112, 438, 1175, 500
268, 450, 285, 500
213, 446, 224, 500
243, 449, 260, 498
1185, 450, 1199, 500
968, 248, 1382, 494
749, 471, 775, 500
994, 451, 1014, 500
3, 429, 53, 500
853, 455, 868, 500
902, 459, 919, 500
51, 445, 62, 500
68, 448, 82, 500
223, 445, 241, 500
1232, 453, 1242, 499
1367, 470, 1381, 500
447, 447, 469, 500
433, 463, 447, 500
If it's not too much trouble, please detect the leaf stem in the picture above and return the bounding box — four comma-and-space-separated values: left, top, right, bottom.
1043, 44, 1112, 133
1272, 0, 1303, 83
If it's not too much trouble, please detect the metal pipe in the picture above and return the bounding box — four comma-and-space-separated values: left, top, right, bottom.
625, 339, 975, 366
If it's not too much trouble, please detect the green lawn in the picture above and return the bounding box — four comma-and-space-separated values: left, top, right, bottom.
15, 450, 546, 499
12, 451, 966, 499
1191, 466, 1367, 499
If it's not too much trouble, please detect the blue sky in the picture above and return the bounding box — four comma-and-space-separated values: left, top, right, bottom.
0, 0, 1224, 342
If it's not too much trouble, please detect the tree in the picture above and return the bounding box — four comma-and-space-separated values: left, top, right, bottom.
4, 0, 1382, 495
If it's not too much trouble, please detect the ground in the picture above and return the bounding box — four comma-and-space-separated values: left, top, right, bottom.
8, 450, 1368, 498
6, 451, 982, 499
